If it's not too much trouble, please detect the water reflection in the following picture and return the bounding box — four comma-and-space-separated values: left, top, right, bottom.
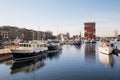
98, 52, 115, 68
84, 43, 96, 63
47, 50, 62, 60
74, 45, 82, 50
10, 58, 46, 74
0, 58, 14, 66
0, 54, 13, 62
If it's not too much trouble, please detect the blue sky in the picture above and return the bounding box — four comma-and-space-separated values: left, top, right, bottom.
0, 0, 120, 37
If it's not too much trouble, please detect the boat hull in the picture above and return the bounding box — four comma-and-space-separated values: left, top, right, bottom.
0, 49, 11, 54
73, 41, 81, 45
47, 45, 62, 53
12, 51, 47, 61
98, 47, 114, 55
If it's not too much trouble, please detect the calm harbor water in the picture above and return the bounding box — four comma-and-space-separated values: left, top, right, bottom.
0, 42, 120, 80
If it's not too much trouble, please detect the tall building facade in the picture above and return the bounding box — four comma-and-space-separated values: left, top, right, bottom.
84, 22, 96, 39
0, 26, 19, 41
0, 26, 53, 41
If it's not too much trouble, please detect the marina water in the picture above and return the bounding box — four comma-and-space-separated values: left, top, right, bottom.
0, 42, 120, 80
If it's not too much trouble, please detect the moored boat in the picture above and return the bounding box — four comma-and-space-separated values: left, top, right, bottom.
90, 39, 96, 43
0, 49, 11, 55
73, 40, 82, 45
47, 39, 62, 53
98, 39, 114, 55
11, 40, 48, 61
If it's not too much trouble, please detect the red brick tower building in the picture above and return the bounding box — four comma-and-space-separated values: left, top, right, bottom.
84, 22, 96, 39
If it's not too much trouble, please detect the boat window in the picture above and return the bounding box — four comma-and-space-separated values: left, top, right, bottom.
20, 44, 22, 47
24, 44, 26, 47
28, 44, 31, 47
111, 44, 114, 47
37, 45, 39, 47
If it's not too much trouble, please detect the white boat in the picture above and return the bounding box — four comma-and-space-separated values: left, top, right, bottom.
98, 39, 114, 54
84, 39, 90, 43
90, 39, 96, 43
0, 49, 11, 55
11, 40, 48, 61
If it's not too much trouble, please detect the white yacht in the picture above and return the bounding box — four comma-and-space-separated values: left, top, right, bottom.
98, 39, 114, 54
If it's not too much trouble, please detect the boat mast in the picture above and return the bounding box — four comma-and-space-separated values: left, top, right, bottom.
32, 30, 34, 40
37, 26, 40, 40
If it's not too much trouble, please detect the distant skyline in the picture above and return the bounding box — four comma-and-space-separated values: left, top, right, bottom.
0, 0, 120, 37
